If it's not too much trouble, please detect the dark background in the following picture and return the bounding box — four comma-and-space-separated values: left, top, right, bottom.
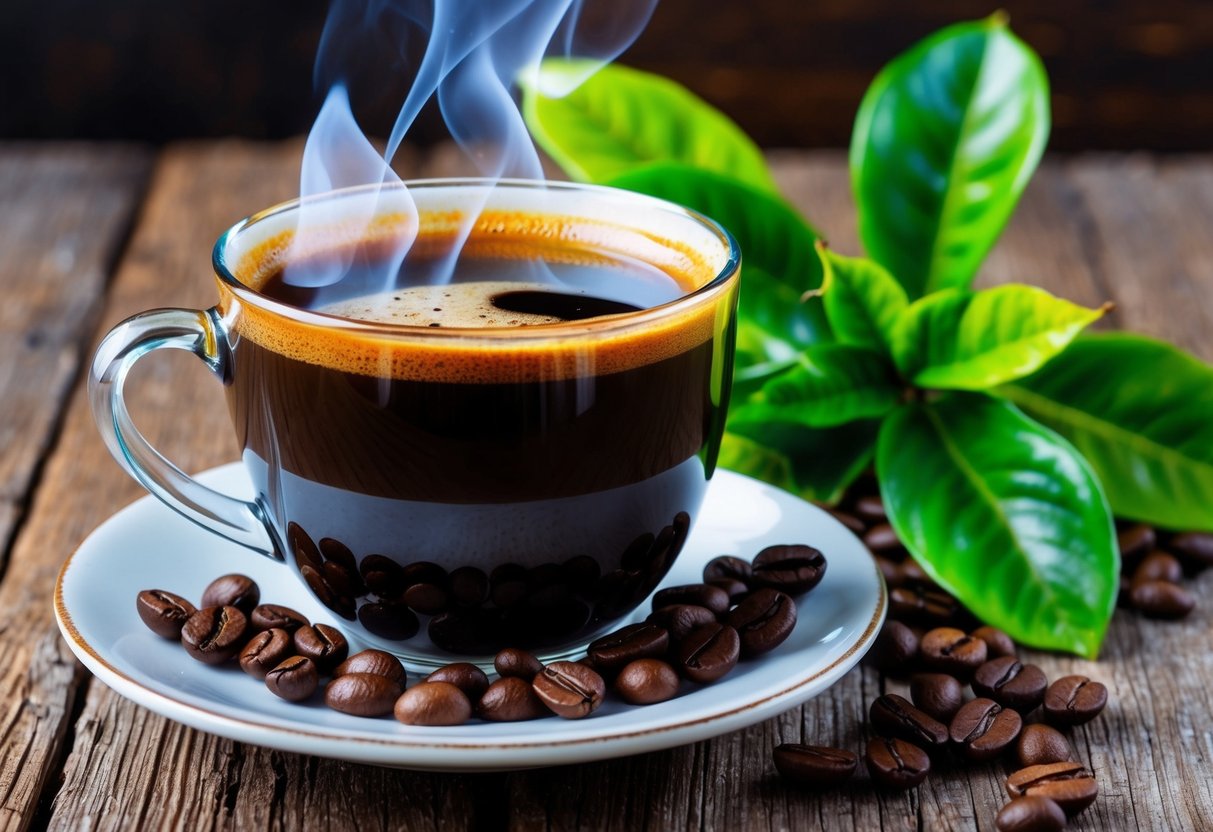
4, 0, 1210, 150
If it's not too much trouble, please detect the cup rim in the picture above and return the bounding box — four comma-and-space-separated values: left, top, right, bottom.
211, 178, 740, 342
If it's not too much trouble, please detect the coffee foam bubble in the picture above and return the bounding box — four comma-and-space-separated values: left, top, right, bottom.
319, 282, 566, 328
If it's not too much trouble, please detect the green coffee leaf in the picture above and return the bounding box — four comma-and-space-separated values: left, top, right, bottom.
815, 247, 907, 354
891, 284, 1107, 390
716, 432, 797, 493
851, 15, 1050, 298
734, 266, 831, 381
726, 419, 879, 505
1002, 333, 1213, 531
878, 394, 1117, 657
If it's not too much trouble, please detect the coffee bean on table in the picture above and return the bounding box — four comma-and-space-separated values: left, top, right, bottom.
909, 673, 965, 723
1006, 761, 1099, 816
949, 698, 1023, 761
869, 620, 919, 673
675, 623, 740, 683
136, 589, 197, 639
1168, 531, 1213, 572
588, 623, 670, 674
995, 796, 1067, 832
1016, 724, 1074, 767
181, 606, 249, 665
827, 508, 866, 536
869, 694, 949, 750
864, 737, 930, 790
652, 583, 730, 616
335, 649, 408, 689
646, 604, 718, 643
854, 495, 887, 523
863, 524, 903, 554
494, 647, 544, 680
614, 658, 680, 705
726, 588, 797, 657
751, 545, 827, 596
394, 681, 472, 726
703, 555, 752, 585
477, 677, 550, 721
876, 557, 902, 587
293, 623, 349, 674
265, 655, 319, 702
250, 604, 309, 633
239, 628, 294, 679
971, 625, 1017, 659
1117, 523, 1157, 566
532, 661, 606, 719
201, 574, 260, 615
426, 662, 489, 703
325, 672, 403, 717
772, 744, 858, 788
920, 627, 988, 677
889, 585, 958, 626
706, 578, 750, 604
1129, 579, 1195, 619
1043, 675, 1108, 726
972, 657, 1048, 713
1132, 551, 1183, 585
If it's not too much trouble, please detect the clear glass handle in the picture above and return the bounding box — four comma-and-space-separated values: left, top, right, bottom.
89, 307, 280, 558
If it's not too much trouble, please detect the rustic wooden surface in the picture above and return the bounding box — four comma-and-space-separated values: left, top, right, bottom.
0, 142, 1210, 831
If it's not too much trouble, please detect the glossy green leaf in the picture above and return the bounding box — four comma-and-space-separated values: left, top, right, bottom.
521, 59, 778, 193
734, 266, 831, 377
1001, 333, 1213, 531
727, 419, 880, 505
730, 345, 900, 428
815, 247, 907, 354
878, 394, 1117, 657
717, 432, 797, 493
891, 284, 1107, 390
851, 15, 1050, 298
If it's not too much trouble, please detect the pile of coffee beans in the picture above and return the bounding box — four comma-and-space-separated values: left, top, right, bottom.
1116, 523, 1207, 620
135, 541, 826, 726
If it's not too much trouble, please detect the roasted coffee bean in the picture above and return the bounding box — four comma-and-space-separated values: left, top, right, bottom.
250, 604, 308, 633
477, 676, 549, 721
614, 658, 680, 704
532, 661, 606, 719
652, 583, 730, 616
136, 589, 197, 639
1130, 579, 1195, 619
359, 602, 421, 641
448, 566, 490, 606
293, 624, 349, 674
335, 649, 407, 689
647, 604, 718, 643
995, 796, 1067, 832
325, 672, 403, 717
201, 574, 260, 615
1117, 523, 1157, 567
751, 545, 827, 596
1006, 761, 1099, 816
587, 623, 670, 673
854, 495, 887, 523
394, 681, 472, 726
403, 582, 449, 615
400, 560, 447, 590
360, 554, 405, 596
239, 628, 293, 680
1043, 675, 1108, 726
561, 555, 600, 592
827, 508, 866, 536
495, 647, 544, 680
489, 563, 530, 608
863, 524, 904, 554
920, 627, 988, 677
950, 698, 1023, 761
426, 609, 495, 653
864, 737, 930, 790
675, 623, 740, 683
706, 577, 750, 603
265, 655, 319, 702
896, 560, 938, 589
869, 620, 919, 673
1016, 724, 1074, 767
1133, 550, 1183, 585
972, 657, 1048, 713
971, 625, 1017, 659
726, 588, 797, 657
426, 662, 489, 702
869, 694, 949, 750
889, 584, 958, 625
703, 555, 753, 585
876, 557, 902, 587
772, 744, 858, 788
181, 606, 249, 664
909, 673, 965, 723
1168, 531, 1213, 572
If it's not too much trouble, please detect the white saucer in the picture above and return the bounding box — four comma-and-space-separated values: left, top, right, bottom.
56, 463, 885, 771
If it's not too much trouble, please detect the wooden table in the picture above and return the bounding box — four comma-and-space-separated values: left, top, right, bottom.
1, 142, 1210, 831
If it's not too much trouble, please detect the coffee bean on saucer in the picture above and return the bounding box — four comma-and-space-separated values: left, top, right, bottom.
652, 584, 730, 616
725, 588, 797, 657
588, 623, 670, 674
362, 602, 421, 641
920, 627, 988, 678
448, 566, 490, 606
1130, 579, 1195, 619
1016, 724, 1074, 767
181, 606, 249, 665
995, 796, 1067, 832
201, 574, 260, 615
1167, 531, 1213, 572
402, 582, 450, 615
426, 662, 489, 703
865, 737, 930, 789
325, 672, 403, 717
869, 620, 919, 673
293, 624, 349, 674
614, 658, 680, 705
136, 589, 197, 639
239, 628, 293, 680
647, 604, 718, 643
909, 673, 965, 723
854, 495, 887, 524
1043, 675, 1108, 726
751, 545, 827, 596
265, 655, 319, 702
972, 657, 1048, 713
971, 625, 1017, 659
703, 555, 753, 585
675, 623, 740, 683
706, 578, 750, 604
477, 676, 549, 721
490, 563, 530, 608
250, 604, 309, 633
495, 647, 544, 680
532, 661, 606, 719
889, 585, 958, 626
335, 649, 407, 689
1132, 551, 1183, 585
394, 681, 472, 726
1117, 523, 1156, 567
1006, 761, 1099, 816
400, 561, 447, 591
869, 694, 949, 750
772, 744, 858, 788
950, 698, 1022, 761
863, 524, 904, 555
